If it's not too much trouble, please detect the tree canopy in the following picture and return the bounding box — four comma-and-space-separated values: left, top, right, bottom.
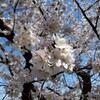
0, 0, 100, 100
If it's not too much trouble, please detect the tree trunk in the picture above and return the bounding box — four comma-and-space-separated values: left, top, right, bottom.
22, 82, 36, 100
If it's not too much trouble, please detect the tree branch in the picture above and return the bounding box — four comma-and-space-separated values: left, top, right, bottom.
46, 87, 61, 96
75, 0, 100, 40
0, 19, 14, 42
84, 0, 100, 12
51, 71, 64, 79
0, 44, 14, 76
32, 0, 46, 20
21, 46, 33, 72
12, 0, 20, 32
2, 91, 10, 100
74, 66, 91, 100
95, 7, 100, 28
22, 82, 35, 100
22, 82, 46, 100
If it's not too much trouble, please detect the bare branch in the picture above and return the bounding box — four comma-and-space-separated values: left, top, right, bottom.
0, 19, 11, 31
41, 80, 46, 90
0, 19, 14, 42
22, 82, 46, 100
30, 79, 45, 83
21, 46, 33, 72
84, 0, 100, 12
12, 0, 20, 32
74, 67, 91, 100
46, 87, 61, 96
75, 0, 100, 40
95, 7, 100, 28
32, 0, 46, 20
63, 73, 75, 89
2, 91, 10, 100
51, 71, 64, 79
13, 0, 20, 13
0, 85, 7, 87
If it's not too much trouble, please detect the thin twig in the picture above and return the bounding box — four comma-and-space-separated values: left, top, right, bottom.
0, 85, 7, 87
84, 0, 100, 12
46, 87, 61, 96
63, 73, 75, 89
41, 80, 46, 90
12, 0, 20, 31
95, 7, 100, 28
51, 71, 64, 78
91, 74, 100, 82
2, 91, 10, 100
32, 0, 46, 20
30, 79, 45, 83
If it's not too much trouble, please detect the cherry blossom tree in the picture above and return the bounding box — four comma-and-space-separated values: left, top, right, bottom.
0, 0, 100, 100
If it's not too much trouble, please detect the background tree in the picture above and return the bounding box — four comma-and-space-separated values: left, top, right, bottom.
0, 0, 100, 100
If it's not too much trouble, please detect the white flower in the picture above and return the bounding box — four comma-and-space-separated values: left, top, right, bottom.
1, 3, 7, 8
92, 58, 100, 73
54, 35, 67, 49
49, 49, 61, 63
42, 14, 61, 34
56, 59, 62, 67
31, 68, 49, 80
62, 63, 74, 72
45, 64, 62, 75
32, 49, 48, 70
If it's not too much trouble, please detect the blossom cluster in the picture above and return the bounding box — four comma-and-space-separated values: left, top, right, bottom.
13, 0, 75, 76
0, 0, 76, 98
9, 1, 100, 100
0, 0, 100, 99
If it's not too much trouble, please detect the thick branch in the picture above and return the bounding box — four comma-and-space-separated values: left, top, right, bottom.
22, 82, 36, 100
74, 66, 91, 100
22, 82, 46, 100
77, 71, 91, 95
21, 46, 33, 72
0, 44, 14, 76
0, 19, 11, 31
0, 19, 14, 42
4, 58, 14, 76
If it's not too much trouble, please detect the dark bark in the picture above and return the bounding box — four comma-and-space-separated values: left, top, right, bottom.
0, 19, 14, 42
5, 58, 14, 76
22, 83, 36, 100
74, 67, 91, 100
21, 46, 33, 72
32, 0, 46, 20
75, 0, 100, 40
0, 44, 14, 76
0, 19, 11, 31
77, 71, 91, 94
22, 82, 46, 100
84, 0, 100, 12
